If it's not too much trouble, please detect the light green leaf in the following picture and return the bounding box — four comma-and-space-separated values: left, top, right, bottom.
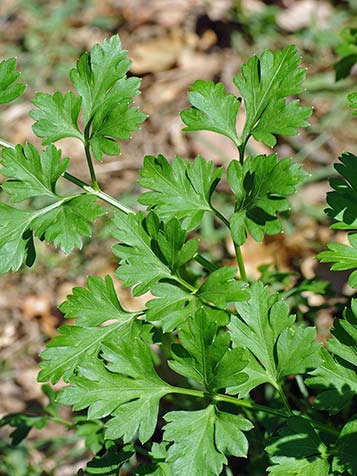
180, 80, 241, 147
348, 92, 357, 115
70, 34, 131, 124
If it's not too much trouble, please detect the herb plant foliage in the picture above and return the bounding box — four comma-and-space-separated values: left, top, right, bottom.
0, 36, 356, 475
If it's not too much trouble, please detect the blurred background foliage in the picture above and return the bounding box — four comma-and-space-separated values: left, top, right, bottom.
0, 1, 357, 474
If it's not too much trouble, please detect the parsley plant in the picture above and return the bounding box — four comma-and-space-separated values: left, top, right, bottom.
1, 36, 356, 475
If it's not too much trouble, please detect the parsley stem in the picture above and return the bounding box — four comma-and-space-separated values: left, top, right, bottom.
211, 206, 248, 281
63, 172, 133, 214
169, 387, 340, 437
0, 137, 221, 276
84, 123, 100, 191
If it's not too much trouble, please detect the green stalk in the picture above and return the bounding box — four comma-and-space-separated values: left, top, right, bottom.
170, 386, 340, 437
211, 205, 248, 281
0, 137, 222, 281
84, 123, 100, 190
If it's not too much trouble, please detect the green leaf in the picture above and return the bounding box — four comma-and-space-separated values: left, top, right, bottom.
70, 34, 131, 125
180, 80, 241, 147
136, 443, 171, 476
332, 418, 357, 475
84, 442, 133, 476
31, 91, 83, 144
70, 35, 146, 160
229, 282, 320, 395
146, 283, 198, 332
197, 266, 249, 306
0, 58, 25, 104
266, 417, 330, 476
169, 307, 248, 392
164, 406, 252, 476
306, 300, 357, 414
348, 92, 357, 115
0, 413, 48, 446
112, 212, 197, 295
139, 155, 223, 230
324, 152, 357, 229
0, 204, 35, 273
318, 233, 357, 288
234, 45, 312, 147
227, 154, 306, 245
59, 275, 134, 327
39, 276, 136, 383
60, 325, 172, 443
33, 194, 104, 254
1, 143, 68, 202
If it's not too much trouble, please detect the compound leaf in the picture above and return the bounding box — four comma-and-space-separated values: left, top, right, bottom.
0, 57, 25, 104
164, 406, 252, 476
139, 155, 223, 230
234, 45, 312, 147
180, 80, 241, 147
228, 154, 306, 245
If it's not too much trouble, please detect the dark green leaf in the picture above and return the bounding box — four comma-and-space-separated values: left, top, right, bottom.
318, 233, 357, 288
227, 154, 306, 245
0, 58, 25, 104
31, 91, 83, 144
266, 417, 330, 476
139, 155, 223, 230
169, 307, 248, 392
229, 282, 320, 395
39, 276, 136, 384
234, 45, 312, 147
197, 266, 249, 306
112, 212, 196, 295
1, 143, 68, 202
60, 325, 172, 443
164, 406, 252, 476
306, 300, 357, 414
84, 442, 133, 476
332, 418, 357, 475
